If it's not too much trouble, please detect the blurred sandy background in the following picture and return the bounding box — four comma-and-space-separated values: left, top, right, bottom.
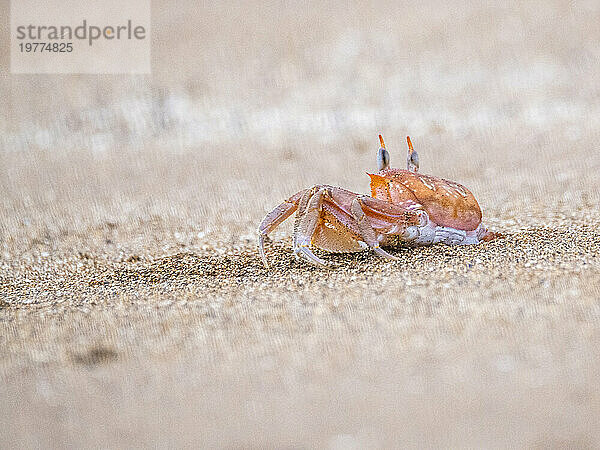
2, 0, 600, 447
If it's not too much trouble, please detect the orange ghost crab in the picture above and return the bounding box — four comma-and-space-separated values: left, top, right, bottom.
258, 135, 499, 268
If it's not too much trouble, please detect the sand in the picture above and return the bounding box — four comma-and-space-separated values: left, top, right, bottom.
2, 0, 600, 447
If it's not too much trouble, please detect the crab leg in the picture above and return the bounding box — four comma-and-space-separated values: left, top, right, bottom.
259, 185, 425, 269
294, 188, 420, 266
258, 189, 306, 268
292, 187, 317, 250
293, 187, 328, 267
325, 192, 423, 258
350, 197, 398, 261
356, 195, 424, 226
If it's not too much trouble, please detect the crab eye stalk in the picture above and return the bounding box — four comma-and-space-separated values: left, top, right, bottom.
377, 134, 390, 171
406, 136, 419, 172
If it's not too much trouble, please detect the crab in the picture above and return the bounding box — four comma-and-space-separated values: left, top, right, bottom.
258, 135, 498, 268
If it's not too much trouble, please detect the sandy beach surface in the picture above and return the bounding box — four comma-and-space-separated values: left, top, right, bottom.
2, 0, 600, 447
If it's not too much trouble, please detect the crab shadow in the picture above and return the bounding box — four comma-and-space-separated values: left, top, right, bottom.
105, 252, 263, 285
